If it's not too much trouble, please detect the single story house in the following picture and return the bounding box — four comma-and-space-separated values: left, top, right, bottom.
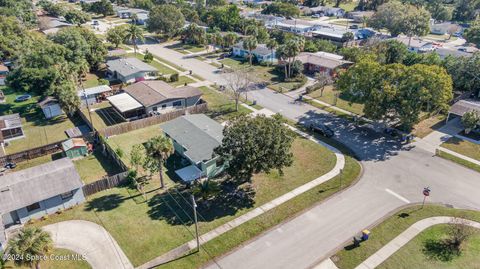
108, 80, 203, 120
38, 16, 72, 35
106, 58, 158, 83
160, 114, 227, 182
78, 85, 112, 107
346, 11, 374, 23
0, 64, 8, 86
115, 7, 149, 25
232, 41, 276, 63
447, 100, 480, 122
0, 114, 24, 143
296, 52, 353, 75
309, 6, 345, 17
392, 36, 435, 53
0, 158, 84, 250
62, 138, 88, 159
38, 97, 63, 119
311, 27, 375, 43
269, 20, 320, 34
430, 22, 461, 35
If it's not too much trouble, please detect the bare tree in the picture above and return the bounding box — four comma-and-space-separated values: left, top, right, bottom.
447, 217, 476, 252
314, 71, 333, 96
223, 68, 253, 111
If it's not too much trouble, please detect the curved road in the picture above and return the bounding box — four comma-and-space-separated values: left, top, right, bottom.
140, 43, 480, 269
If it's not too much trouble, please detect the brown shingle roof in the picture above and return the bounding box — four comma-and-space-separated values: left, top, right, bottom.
124, 81, 202, 107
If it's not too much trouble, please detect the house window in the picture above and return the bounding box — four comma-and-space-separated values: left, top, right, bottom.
60, 191, 74, 200
172, 101, 182, 107
26, 202, 41, 212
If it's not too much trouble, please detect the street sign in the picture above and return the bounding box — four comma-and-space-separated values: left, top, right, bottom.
423, 187, 431, 197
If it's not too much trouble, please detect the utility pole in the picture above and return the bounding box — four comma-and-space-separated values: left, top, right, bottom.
79, 76, 95, 132
191, 194, 200, 252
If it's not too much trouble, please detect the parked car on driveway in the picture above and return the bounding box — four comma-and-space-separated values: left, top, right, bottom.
309, 122, 334, 137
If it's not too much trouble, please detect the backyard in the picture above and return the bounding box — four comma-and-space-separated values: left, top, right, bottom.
80, 102, 124, 131
0, 87, 84, 154
73, 148, 124, 184
35, 134, 346, 267
308, 86, 365, 116
332, 205, 480, 269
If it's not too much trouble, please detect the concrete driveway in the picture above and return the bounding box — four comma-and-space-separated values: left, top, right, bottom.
44, 220, 133, 269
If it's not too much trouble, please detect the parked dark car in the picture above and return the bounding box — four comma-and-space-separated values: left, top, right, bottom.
309, 123, 334, 137
4, 162, 16, 169
349, 25, 359, 29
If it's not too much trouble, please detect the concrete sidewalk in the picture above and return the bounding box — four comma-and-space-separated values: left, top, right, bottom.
355, 216, 480, 269
137, 124, 345, 269
44, 220, 133, 269
437, 147, 480, 166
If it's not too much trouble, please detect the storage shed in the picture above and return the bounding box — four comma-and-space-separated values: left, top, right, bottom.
62, 138, 88, 159
38, 97, 63, 119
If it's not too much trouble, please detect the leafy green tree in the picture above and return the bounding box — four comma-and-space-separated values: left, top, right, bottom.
207, 0, 227, 6
314, 71, 333, 96
144, 134, 174, 189
453, 0, 480, 21
464, 23, 480, 48
243, 36, 258, 65
56, 80, 81, 116
106, 25, 128, 48
9, 227, 53, 269
64, 9, 91, 26
342, 32, 355, 42
124, 24, 144, 55
215, 114, 295, 183
181, 23, 207, 45
0, 0, 37, 27
443, 53, 480, 95
461, 110, 480, 133
82, 0, 114, 17
223, 32, 238, 48
147, 5, 185, 38
357, 0, 388, 11
382, 40, 409, 64
192, 179, 221, 206
203, 5, 242, 31
427, 0, 452, 21
261, 2, 300, 18
38, 0, 65, 17
277, 36, 304, 78
369, 2, 430, 37
144, 50, 154, 63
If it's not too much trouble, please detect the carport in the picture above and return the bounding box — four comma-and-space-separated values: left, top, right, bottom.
447, 99, 480, 123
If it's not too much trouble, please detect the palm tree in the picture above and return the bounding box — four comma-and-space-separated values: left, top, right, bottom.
243, 36, 258, 66
9, 227, 53, 269
144, 134, 174, 189
266, 38, 277, 66
193, 179, 221, 207
223, 32, 238, 49
125, 24, 144, 55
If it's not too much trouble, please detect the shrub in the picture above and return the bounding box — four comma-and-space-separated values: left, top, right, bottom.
98, 78, 109, 85
461, 110, 479, 133
170, 73, 179, 82
144, 51, 154, 63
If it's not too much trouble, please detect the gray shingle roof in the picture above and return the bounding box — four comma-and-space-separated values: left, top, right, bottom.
234, 42, 275, 56
0, 158, 83, 213
106, 58, 157, 78
449, 100, 480, 116
124, 81, 202, 107
296, 52, 352, 69
160, 114, 223, 164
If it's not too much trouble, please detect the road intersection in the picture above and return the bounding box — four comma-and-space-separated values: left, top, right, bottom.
140, 42, 480, 269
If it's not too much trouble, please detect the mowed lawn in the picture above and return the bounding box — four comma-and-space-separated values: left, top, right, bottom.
7, 248, 91, 269
441, 137, 480, 161
36, 136, 338, 266
73, 148, 124, 184
378, 224, 480, 269
0, 87, 83, 154
412, 114, 446, 138
333, 205, 480, 269
198, 86, 251, 122
125, 53, 176, 75
308, 86, 365, 116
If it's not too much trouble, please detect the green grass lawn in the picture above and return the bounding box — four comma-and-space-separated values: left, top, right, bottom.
35, 135, 344, 267
436, 150, 480, 173
441, 137, 480, 161
412, 114, 446, 138
73, 148, 124, 184
378, 224, 480, 269
167, 43, 206, 53
82, 73, 101, 89
220, 58, 282, 84
0, 87, 83, 154
308, 86, 365, 116
332, 205, 480, 269
7, 248, 91, 269
170, 76, 195, 87
125, 53, 176, 75
198, 86, 251, 122
13, 152, 64, 171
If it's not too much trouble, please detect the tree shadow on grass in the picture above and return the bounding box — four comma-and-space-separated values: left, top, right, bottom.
423, 239, 461, 262
85, 194, 125, 212
147, 183, 255, 226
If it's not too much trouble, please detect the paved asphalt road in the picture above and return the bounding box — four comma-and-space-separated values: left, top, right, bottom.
140, 43, 480, 269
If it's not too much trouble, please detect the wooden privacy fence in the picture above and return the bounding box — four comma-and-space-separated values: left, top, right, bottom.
82, 171, 129, 196
100, 103, 208, 138
0, 141, 64, 166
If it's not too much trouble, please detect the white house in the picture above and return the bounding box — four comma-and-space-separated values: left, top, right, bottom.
232, 42, 277, 63
393, 36, 435, 53
38, 97, 63, 119
106, 58, 158, 83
